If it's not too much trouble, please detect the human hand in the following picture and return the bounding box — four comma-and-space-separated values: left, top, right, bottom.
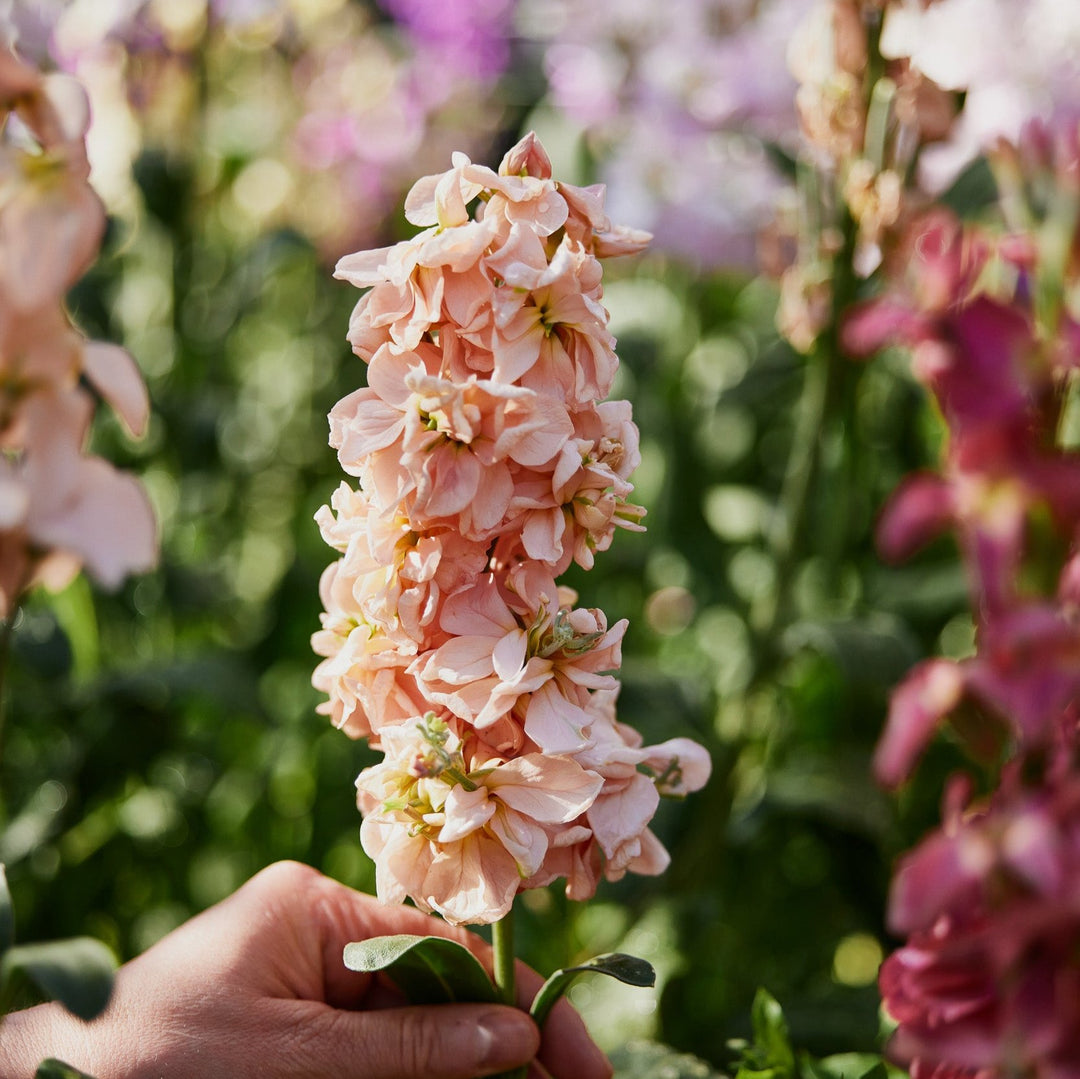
0, 861, 613, 1079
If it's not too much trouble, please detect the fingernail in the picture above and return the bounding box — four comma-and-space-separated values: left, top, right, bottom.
476, 1008, 538, 1072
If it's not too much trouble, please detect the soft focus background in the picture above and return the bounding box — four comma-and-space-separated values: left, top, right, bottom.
1, 0, 976, 1067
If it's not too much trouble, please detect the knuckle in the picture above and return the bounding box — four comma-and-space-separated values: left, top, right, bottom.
250, 860, 321, 896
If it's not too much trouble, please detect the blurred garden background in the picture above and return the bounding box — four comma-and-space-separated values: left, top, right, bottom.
0, 0, 1015, 1071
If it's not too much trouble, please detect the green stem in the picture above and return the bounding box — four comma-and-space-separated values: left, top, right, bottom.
491, 906, 516, 1006
753, 207, 859, 648
491, 906, 526, 1079
752, 340, 831, 641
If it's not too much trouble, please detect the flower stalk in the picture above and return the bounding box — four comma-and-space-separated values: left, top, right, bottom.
491, 906, 516, 1008
491, 907, 526, 1079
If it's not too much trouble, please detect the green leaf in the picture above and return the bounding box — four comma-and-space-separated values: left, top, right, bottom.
0, 865, 13, 956
939, 156, 999, 219
529, 953, 654, 1028
813, 1054, 891, 1079
342, 934, 497, 1006
2, 938, 117, 1021
610, 1040, 723, 1079
749, 989, 796, 1077
34, 1060, 98, 1079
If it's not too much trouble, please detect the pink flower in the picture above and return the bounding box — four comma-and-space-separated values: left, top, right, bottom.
882, 0, 1080, 191
0, 387, 156, 615
528, 688, 712, 895
329, 343, 574, 543
487, 231, 617, 403
0, 49, 156, 613
356, 714, 603, 924
413, 568, 626, 753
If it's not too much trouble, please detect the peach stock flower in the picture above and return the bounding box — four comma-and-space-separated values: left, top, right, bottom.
315, 133, 708, 923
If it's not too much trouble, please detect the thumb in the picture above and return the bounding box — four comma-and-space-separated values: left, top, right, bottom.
305, 1001, 541, 1079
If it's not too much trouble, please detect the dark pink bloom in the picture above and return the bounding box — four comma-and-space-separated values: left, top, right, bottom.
877, 472, 955, 564
881, 768, 1080, 1077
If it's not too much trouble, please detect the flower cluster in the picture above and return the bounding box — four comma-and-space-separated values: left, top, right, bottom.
0, 47, 155, 617
880, 738, 1080, 1077
846, 120, 1080, 1075
313, 133, 709, 924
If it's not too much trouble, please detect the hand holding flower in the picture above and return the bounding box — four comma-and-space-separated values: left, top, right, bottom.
0, 862, 612, 1079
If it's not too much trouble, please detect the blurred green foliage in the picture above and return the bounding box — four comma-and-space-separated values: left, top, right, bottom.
0, 34, 976, 1074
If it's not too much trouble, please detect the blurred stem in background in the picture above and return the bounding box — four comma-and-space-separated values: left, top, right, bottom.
753, 208, 861, 655
0, 602, 16, 788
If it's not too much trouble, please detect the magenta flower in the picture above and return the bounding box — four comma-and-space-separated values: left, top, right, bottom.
881, 758, 1080, 1077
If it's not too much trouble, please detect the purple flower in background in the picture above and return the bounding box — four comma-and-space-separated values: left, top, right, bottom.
209, 0, 283, 26
0, 0, 64, 60
287, 11, 510, 259
378, 0, 514, 81
539, 0, 813, 269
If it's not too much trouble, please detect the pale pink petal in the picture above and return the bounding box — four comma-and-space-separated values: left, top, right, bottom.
403, 174, 443, 226
334, 244, 396, 286
642, 737, 713, 795
462, 461, 514, 536
492, 627, 528, 681
367, 346, 424, 408
424, 833, 520, 925
0, 177, 103, 310
587, 773, 659, 859
523, 680, 592, 753
622, 828, 670, 877
41, 74, 91, 142
484, 224, 549, 290
0, 471, 28, 528
500, 132, 553, 179
490, 753, 602, 822
82, 342, 149, 437
440, 580, 519, 638
439, 785, 496, 843
488, 807, 550, 877
495, 394, 574, 467
329, 389, 405, 467
415, 445, 482, 518
31, 457, 157, 589
522, 507, 566, 565
420, 636, 497, 684
361, 817, 432, 908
